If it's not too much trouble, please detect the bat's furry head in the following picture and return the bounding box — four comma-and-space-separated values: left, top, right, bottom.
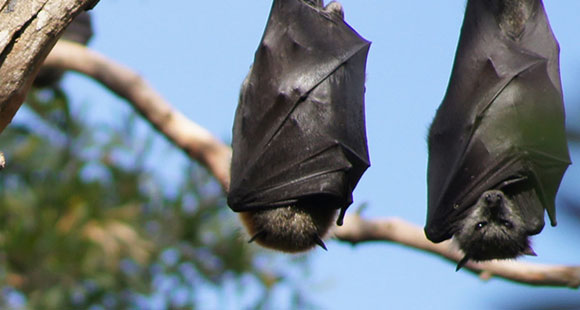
453, 189, 536, 270
240, 203, 337, 253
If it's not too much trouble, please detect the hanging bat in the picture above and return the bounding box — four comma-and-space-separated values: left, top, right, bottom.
425, 0, 570, 270
34, 12, 94, 88
227, 0, 370, 253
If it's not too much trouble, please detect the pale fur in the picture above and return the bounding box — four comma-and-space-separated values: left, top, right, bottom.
240, 205, 337, 253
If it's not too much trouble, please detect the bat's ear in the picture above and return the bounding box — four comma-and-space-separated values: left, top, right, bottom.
456, 255, 470, 271
324, 1, 344, 20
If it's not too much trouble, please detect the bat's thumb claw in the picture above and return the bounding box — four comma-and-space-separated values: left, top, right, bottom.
325, 1, 344, 20
315, 235, 328, 251
456, 255, 470, 271
523, 247, 537, 257
248, 230, 266, 243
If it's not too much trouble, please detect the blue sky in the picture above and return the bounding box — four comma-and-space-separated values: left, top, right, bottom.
42, 0, 580, 308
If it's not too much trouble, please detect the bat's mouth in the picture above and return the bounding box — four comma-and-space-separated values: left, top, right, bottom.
464, 231, 532, 262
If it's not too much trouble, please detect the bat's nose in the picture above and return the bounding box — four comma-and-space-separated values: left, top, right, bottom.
484, 190, 504, 206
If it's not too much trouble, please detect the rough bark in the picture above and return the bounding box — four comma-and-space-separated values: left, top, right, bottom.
0, 0, 98, 134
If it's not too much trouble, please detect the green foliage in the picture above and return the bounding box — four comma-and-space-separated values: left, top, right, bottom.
0, 89, 311, 309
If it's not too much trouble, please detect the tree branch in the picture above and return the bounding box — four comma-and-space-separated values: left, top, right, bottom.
334, 214, 580, 288
43, 41, 232, 190
0, 0, 98, 134
42, 42, 580, 289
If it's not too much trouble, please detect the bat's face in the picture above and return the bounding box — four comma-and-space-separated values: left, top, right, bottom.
240, 203, 337, 253
453, 189, 535, 268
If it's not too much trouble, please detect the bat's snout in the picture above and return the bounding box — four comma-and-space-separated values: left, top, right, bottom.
483, 190, 505, 206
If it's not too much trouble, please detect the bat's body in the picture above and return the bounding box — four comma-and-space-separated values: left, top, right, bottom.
426, 0, 570, 268
228, 0, 370, 252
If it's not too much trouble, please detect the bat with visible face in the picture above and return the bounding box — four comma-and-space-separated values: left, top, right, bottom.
425, 0, 570, 270
34, 12, 94, 88
227, 0, 370, 252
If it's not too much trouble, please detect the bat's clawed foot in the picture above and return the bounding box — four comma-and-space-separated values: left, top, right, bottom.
488, 0, 535, 39
302, 0, 344, 20
324, 2, 344, 20
303, 0, 323, 8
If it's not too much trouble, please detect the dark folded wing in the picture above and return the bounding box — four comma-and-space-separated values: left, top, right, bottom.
228, 0, 370, 212
426, 1, 569, 242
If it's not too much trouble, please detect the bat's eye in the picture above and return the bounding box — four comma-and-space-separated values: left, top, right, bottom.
475, 221, 488, 230
502, 220, 513, 229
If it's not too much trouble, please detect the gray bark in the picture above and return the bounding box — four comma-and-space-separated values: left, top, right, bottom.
0, 0, 98, 133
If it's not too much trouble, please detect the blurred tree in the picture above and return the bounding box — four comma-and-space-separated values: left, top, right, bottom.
0, 88, 311, 309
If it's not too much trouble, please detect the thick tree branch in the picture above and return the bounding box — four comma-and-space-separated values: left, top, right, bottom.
42, 42, 580, 289
43, 41, 232, 190
334, 214, 580, 288
0, 0, 98, 134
